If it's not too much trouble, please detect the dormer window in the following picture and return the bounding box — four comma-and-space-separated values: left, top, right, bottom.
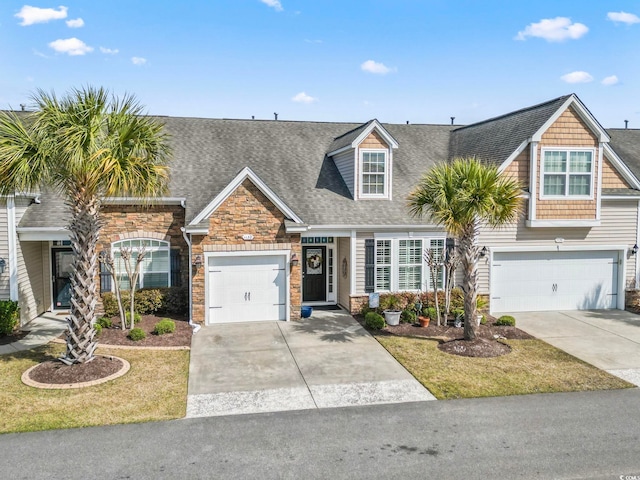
360, 149, 388, 198
541, 148, 594, 198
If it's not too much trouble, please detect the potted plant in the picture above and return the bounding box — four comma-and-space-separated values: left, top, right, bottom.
382, 294, 402, 326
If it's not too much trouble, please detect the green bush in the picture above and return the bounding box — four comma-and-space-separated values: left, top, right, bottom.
97, 317, 112, 328
423, 307, 438, 320
153, 319, 176, 335
496, 315, 516, 326
401, 309, 416, 323
0, 300, 19, 336
364, 311, 385, 330
128, 327, 146, 341
380, 294, 402, 312
480, 314, 487, 325
125, 311, 142, 324
102, 287, 188, 317
93, 323, 103, 336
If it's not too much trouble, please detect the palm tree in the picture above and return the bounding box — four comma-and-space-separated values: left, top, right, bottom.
0, 87, 171, 364
408, 158, 522, 341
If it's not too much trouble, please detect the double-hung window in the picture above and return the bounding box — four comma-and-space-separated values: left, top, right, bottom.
360, 150, 387, 197
111, 239, 171, 290
398, 240, 422, 290
542, 149, 594, 197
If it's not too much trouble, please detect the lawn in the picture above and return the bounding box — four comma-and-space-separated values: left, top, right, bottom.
0, 344, 189, 434
375, 335, 634, 399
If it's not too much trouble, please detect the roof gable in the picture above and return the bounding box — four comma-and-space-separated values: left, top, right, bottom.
189, 167, 304, 227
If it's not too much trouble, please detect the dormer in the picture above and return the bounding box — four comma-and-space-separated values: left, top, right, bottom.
327, 120, 399, 200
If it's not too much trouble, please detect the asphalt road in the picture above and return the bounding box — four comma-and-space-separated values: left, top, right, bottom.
2, 389, 640, 479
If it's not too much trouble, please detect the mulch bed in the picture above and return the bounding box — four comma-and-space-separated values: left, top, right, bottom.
0, 330, 30, 345
28, 356, 124, 384
59, 314, 193, 348
357, 315, 533, 358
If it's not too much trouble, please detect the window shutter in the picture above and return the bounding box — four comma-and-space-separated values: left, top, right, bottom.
100, 260, 111, 293
365, 239, 375, 293
171, 249, 182, 287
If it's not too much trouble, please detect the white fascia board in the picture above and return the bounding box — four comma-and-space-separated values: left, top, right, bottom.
490, 244, 626, 253
497, 140, 530, 173
17, 227, 70, 241
602, 144, 640, 190
602, 195, 640, 200
189, 167, 304, 226
525, 219, 601, 228
285, 225, 309, 233
102, 197, 187, 205
531, 95, 610, 143
326, 145, 352, 157
304, 224, 441, 231
352, 120, 399, 149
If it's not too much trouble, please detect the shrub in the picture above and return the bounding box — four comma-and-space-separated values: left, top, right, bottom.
0, 300, 19, 336
97, 317, 112, 328
128, 327, 146, 341
93, 323, 103, 336
480, 315, 487, 325
380, 294, 402, 312
157, 287, 189, 315
135, 289, 164, 315
423, 307, 438, 320
125, 311, 142, 324
401, 309, 416, 324
153, 318, 176, 335
496, 315, 516, 327
365, 311, 385, 330
102, 287, 188, 318
101, 292, 120, 317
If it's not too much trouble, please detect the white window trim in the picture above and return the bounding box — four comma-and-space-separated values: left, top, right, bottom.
375, 237, 445, 293
359, 148, 389, 199
540, 147, 596, 200
111, 238, 171, 289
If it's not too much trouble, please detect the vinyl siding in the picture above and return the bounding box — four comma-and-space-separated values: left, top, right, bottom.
332, 149, 355, 198
0, 199, 9, 299
17, 241, 46, 325
338, 237, 351, 309
477, 200, 638, 294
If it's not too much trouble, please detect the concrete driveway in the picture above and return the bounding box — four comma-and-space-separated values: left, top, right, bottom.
186, 310, 435, 417
509, 310, 640, 386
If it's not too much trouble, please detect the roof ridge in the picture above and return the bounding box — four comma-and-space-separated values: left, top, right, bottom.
451, 94, 573, 132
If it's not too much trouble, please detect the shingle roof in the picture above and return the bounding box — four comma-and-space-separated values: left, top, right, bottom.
449, 95, 572, 166
19, 119, 455, 228
607, 128, 640, 184
327, 120, 375, 153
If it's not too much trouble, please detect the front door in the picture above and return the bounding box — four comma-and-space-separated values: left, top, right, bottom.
303, 246, 326, 302
52, 248, 73, 309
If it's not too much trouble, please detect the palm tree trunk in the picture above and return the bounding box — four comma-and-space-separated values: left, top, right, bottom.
59, 191, 100, 365
459, 223, 478, 341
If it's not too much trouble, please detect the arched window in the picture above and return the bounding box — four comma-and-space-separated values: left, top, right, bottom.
111, 239, 171, 289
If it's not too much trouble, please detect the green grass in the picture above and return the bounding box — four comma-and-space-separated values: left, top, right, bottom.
0, 345, 189, 434
375, 335, 634, 399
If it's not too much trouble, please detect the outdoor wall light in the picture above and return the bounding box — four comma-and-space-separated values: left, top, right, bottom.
0, 258, 5, 274
290, 253, 299, 266
632, 244, 639, 256
479, 246, 488, 258
192, 254, 203, 268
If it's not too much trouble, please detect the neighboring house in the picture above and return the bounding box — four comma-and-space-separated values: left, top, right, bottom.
2, 93, 640, 326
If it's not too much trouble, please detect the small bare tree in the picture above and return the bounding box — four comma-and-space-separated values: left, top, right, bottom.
119, 246, 146, 329
425, 249, 442, 326
98, 250, 126, 328
442, 246, 460, 325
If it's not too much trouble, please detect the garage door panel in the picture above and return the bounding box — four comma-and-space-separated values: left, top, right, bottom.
207, 255, 287, 324
492, 250, 618, 313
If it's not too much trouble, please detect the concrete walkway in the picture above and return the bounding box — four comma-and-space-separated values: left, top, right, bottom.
505, 310, 640, 387
0, 312, 67, 355
186, 310, 435, 417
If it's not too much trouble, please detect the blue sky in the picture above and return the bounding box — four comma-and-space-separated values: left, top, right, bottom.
1, 1, 640, 128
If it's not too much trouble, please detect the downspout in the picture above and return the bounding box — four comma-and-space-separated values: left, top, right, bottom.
181, 226, 201, 333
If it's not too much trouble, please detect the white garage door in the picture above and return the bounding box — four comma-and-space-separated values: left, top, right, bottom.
208, 255, 286, 324
491, 250, 619, 312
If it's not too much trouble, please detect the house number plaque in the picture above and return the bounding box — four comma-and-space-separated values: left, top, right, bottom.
241, 234, 254, 241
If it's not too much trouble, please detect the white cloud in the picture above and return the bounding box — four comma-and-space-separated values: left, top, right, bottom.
561, 71, 593, 84
131, 56, 147, 65
292, 92, 317, 104
100, 47, 119, 55
66, 18, 84, 28
516, 17, 588, 42
607, 11, 640, 25
361, 60, 395, 75
304, 39, 323, 44
602, 75, 619, 86
260, 0, 283, 11
15, 5, 68, 26
48, 37, 93, 56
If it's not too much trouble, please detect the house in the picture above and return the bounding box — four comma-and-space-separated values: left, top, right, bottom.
2, 93, 640, 326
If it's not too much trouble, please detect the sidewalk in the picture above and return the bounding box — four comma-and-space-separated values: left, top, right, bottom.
0, 313, 67, 355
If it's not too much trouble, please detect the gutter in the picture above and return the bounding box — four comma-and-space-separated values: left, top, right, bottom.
180, 227, 201, 333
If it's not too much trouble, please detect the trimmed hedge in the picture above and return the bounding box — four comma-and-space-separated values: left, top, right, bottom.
365, 311, 385, 330
153, 319, 176, 335
102, 286, 188, 317
0, 300, 19, 336
128, 328, 146, 341
495, 315, 516, 326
